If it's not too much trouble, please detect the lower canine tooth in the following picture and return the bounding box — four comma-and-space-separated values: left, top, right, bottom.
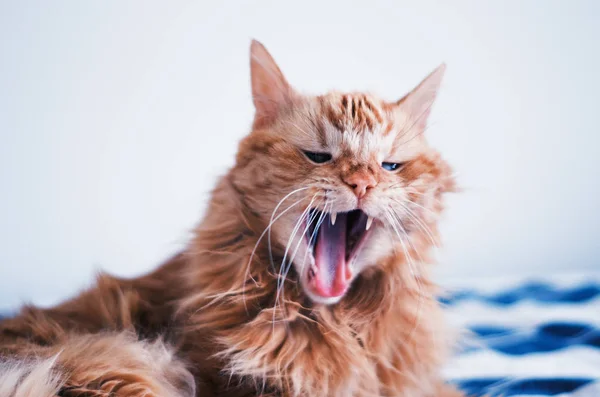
331, 212, 337, 225
366, 216, 373, 230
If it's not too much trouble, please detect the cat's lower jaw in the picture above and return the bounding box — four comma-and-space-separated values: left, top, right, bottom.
302, 284, 346, 305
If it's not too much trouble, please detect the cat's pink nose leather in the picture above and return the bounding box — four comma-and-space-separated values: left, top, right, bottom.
342, 171, 377, 198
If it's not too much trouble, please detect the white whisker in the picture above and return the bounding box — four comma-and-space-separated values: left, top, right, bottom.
283, 201, 324, 282
405, 189, 442, 201
387, 185, 444, 207
298, 200, 332, 276
266, 188, 312, 273
242, 186, 309, 311
283, 199, 333, 292
277, 195, 317, 288
394, 201, 439, 249
384, 208, 425, 346
405, 196, 441, 217
272, 193, 318, 330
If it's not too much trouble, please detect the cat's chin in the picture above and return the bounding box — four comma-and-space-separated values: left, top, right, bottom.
298, 259, 352, 305
302, 287, 345, 305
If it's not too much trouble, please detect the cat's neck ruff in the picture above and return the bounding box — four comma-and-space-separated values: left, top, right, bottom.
177, 174, 447, 396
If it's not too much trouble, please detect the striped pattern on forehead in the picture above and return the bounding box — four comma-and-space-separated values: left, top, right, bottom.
319, 93, 395, 135
316, 92, 397, 162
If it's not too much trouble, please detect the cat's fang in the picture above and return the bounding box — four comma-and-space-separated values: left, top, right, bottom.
366, 216, 373, 230
330, 212, 337, 225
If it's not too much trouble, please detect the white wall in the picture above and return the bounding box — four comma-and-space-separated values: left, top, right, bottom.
1, 0, 599, 311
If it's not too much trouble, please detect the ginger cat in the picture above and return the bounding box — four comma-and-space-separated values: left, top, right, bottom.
0, 40, 461, 397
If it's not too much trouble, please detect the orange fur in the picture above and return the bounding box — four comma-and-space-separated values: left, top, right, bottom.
0, 40, 461, 396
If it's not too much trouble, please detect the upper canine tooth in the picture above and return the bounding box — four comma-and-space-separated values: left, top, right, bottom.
366, 216, 373, 230
331, 212, 337, 225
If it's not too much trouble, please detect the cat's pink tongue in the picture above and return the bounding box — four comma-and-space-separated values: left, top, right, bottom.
311, 214, 351, 298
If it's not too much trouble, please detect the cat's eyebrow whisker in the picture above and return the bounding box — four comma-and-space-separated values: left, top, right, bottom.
284, 120, 313, 139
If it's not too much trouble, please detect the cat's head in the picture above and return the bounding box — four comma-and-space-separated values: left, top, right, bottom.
231, 40, 455, 305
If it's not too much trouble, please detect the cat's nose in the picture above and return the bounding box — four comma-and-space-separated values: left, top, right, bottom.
342, 171, 377, 198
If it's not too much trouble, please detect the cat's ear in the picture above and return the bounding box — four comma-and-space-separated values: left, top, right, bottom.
250, 40, 296, 128
395, 64, 446, 134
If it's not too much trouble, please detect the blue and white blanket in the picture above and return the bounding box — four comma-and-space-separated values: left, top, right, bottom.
1, 275, 598, 396
443, 274, 600, 397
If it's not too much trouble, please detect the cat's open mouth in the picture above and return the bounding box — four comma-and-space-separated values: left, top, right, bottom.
303, 209, 373, 300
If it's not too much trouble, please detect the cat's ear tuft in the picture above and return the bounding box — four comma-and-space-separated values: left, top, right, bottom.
395, 63, 446, 134
250, 40, 296, 128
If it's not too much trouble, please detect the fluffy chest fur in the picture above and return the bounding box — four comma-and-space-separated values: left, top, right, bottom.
176, 179, 452, 397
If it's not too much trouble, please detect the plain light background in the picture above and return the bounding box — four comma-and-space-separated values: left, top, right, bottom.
1, 1, 599, 311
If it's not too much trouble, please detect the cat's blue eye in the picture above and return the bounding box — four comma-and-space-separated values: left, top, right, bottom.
382, 162, 405, 172
304, 151, 332, 164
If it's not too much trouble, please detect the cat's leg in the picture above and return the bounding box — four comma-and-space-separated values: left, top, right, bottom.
0, 332, 195, 397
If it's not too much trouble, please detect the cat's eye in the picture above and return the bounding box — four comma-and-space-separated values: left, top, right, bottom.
382, 162, 406, 172
304, 151, 332, 164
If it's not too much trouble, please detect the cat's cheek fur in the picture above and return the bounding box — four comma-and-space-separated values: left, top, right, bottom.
349, 226, 396, 274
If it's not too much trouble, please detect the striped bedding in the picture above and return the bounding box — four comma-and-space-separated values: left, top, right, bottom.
0, 275, 597, 396
443, 274, 600, 397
